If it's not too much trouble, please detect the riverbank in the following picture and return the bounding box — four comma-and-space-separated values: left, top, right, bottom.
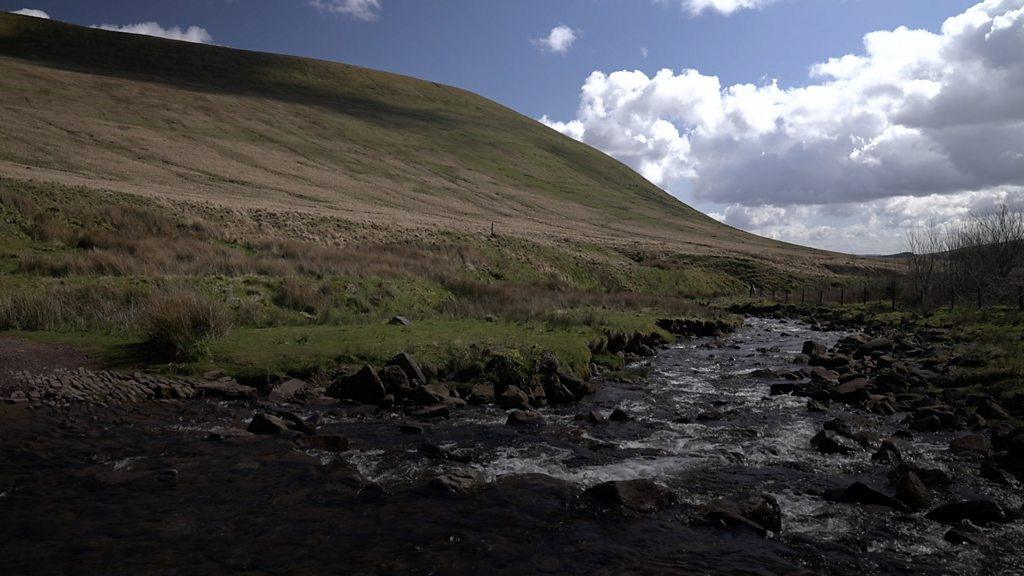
3, 316, 1022, 575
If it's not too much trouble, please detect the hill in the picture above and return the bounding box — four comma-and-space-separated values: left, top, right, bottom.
0, 12, 858, 267
0, 13, 884, 380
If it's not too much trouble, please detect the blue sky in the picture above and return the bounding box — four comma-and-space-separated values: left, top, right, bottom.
1, 0, 973, 120
4, 1, 1022, 254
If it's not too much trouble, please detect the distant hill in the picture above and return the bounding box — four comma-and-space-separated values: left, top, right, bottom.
0, 12, 866, 273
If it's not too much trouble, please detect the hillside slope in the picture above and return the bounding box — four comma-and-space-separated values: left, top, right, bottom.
0, 13, 857, 271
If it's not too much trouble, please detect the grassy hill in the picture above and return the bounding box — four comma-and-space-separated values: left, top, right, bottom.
0, 13, 883, 380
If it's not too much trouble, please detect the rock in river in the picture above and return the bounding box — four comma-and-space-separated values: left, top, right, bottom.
327, 365, 386, 405
583, 479, 674, 513
926, 500, 1009, 526
247, 412, 290, 435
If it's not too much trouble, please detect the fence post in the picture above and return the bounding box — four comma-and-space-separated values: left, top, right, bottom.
950, 287, 955, 310
818, 289, 823, 306
1018, 286, 1023, 312
862, 285, 868, 306
891, 276, 897, 312
840, 286, 845, 307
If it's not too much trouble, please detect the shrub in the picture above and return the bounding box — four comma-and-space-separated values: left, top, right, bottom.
141, 290, 230, 361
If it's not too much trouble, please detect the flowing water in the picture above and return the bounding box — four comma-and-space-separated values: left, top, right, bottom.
2, 318, 1022, 575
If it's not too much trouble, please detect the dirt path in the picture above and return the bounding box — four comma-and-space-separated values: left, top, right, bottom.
0, 337, 96, 388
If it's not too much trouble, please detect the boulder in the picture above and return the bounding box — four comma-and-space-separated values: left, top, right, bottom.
386, 352, 426, 384
894, 471, 930, 510
699, 505, 770, 537
609, 408, 631, 422
583, 479, 674, 513
806, 399, 829, 413
427, 471, 486, 495
497, 386, 530, 410
380, 365, 412, 398
696, 409, 724, 422
838, 482, 907, 511
587, 411, 608, 424
268, 378, 308, 403
926, 500, 1009, 526
887, 463, 952, 489
871, 439, 903, 466
803, 341, 828, 356
949, 434, 992, 458
195, 379, 257, 400
506, 409, 544, 427
743, 494, 783, 533
811, 430, 860, 455
388, 316, 412, 326
409, 383, 450, 406
542, 375, 576, 405
327, 365, 386, 405
833, 378, 871, 401
466, 382, 495, 405
247, 412, 289, 435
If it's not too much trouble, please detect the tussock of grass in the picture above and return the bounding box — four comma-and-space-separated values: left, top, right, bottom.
141, 290, 231, 361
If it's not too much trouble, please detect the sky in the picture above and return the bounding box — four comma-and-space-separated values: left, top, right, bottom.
4, 0, 1023, 254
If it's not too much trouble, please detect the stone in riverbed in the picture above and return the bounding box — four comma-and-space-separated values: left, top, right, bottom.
380, 365, 412, 398
497, 386, 530, 410
427, 470, 486, 495
408, 405, 450, 419
385, 352, 426, 384
195, 379, 256, 400
409, 382, 450, 406
466, 382, 495, 405
506, 409, 544, 427
926, 500, 1009, 526
810, 430, 860, 455
609, 408, 631, 422
806, 399, 829, 413
837, 482, 908, 511
871, 439, 903, 466
326, 365, 386, 405
268, 378, 309, 403
583, 479, 674, 513
803, 341, 827, 356
894, 471, 930, 510
587, 411, 607, 424
949, 434, 992, 458
743, 494, 783, 533
247, 412, 290, 435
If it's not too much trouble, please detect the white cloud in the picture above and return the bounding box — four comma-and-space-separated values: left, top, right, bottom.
93, 22, 213, 44
543, 0, 1024, 252
532, 25, 579, 54
310, 0, 382, 21
10, 8, 49, 18
670, 0, 776, 17
641, 46, 649, 58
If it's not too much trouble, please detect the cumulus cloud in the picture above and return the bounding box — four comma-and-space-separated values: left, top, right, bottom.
666, 0, 776, 17
543, 0, 1024, 252
532, 25, 579, 54
10, 8, 50, 18
93, 22, 213, 43
310, 0, 382, 21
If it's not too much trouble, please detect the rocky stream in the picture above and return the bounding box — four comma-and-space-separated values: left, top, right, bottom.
2, 318, 1023, 575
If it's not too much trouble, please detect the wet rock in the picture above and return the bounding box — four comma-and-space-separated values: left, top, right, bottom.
894, 471, 930, 510
542, 376, 576, 405
427, 471, 486, 495
803, 341, 827, 356
871, 439, 903, 466
809, 366, 840, 384
327, 365, 386, 405
837, 482, 908, 511
247, 412, 289, 435
583, 479, 674, 513
811, 430, 860, 455
744, 494, 783, 533
888, 463, 952, 489
587, 411, 608, 424
609, 408, 631, 422
297, 435, 350, 452
400, 424, 424, 434
949, 433, 992, 458
806, 399, 829, 413
380, 365, 412, 398
497, 386, 530, 410
408, 405, 450, 419
506, 409, 544, 427
833, 378, 871, 401
944, 528, 982, 546
386, 352, 426, 384
824, 416, 878, 448
277, 411, 316, 435
268, 378, 308, 403
409, 383, 450, 406
699, 505, 770, 537
926, 500, 1009, 526
195, 379, 256, 400
388, 315, 412, 326
358, 482, 389, 501
980, 461, 1019, 487
466, 382, 495, 405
